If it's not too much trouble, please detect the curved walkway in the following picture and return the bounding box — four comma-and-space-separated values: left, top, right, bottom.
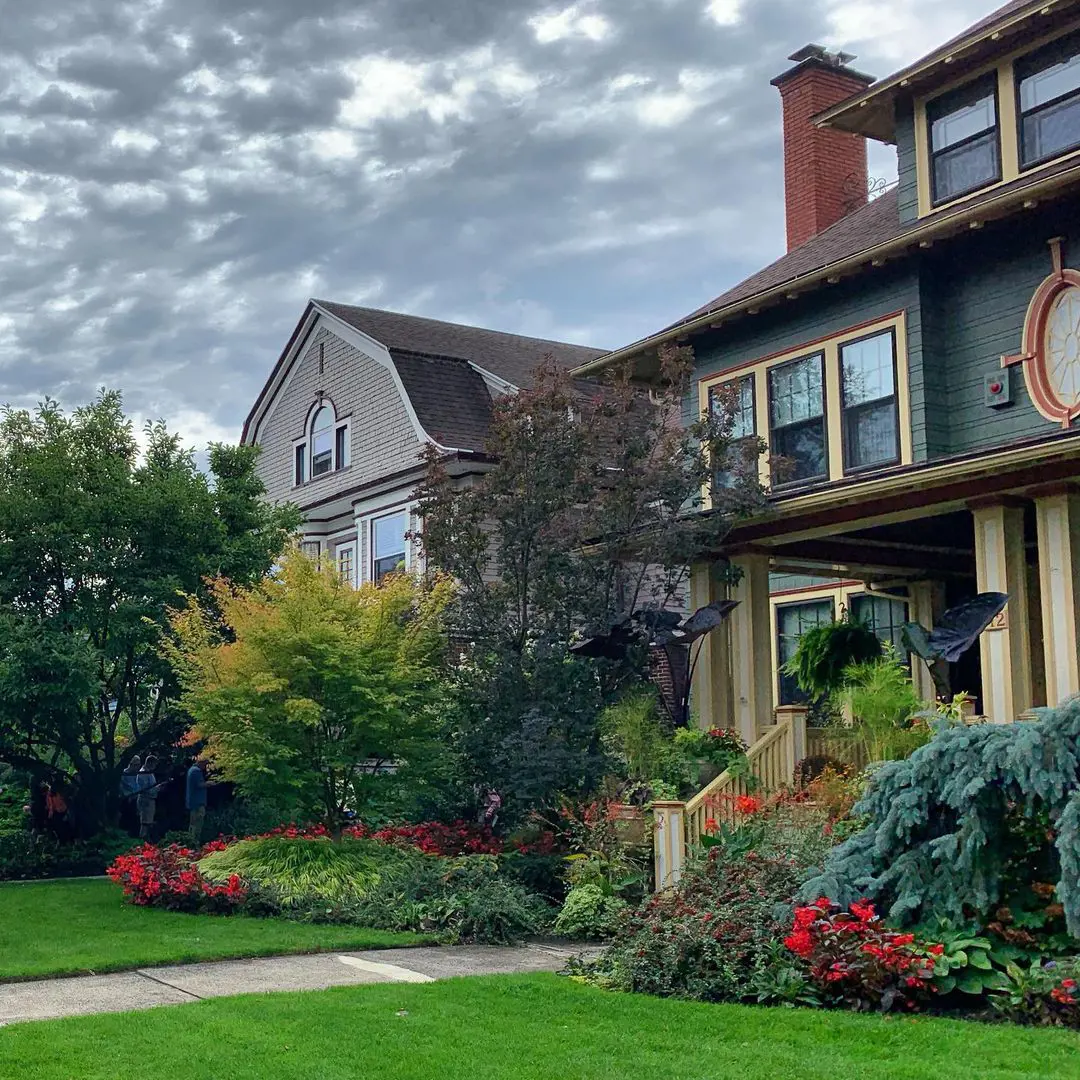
0, 943, 591, 1026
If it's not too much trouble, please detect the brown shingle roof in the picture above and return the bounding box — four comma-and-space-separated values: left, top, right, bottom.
389, 350, 493, 453
670, 188, 903, 329
314, 301, 607, 388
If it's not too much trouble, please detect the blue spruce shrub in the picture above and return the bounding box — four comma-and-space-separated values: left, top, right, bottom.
802, 697, 1080, 936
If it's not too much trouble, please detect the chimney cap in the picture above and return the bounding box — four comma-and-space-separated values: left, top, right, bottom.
772, 43, 875, 89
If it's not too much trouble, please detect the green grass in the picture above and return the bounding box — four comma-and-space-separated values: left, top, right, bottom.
0, 878, 427, 980
1, 974, 1077, 1079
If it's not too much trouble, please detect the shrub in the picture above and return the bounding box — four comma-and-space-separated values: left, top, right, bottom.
783, 897, 938, 1012
673, 727, 747, 769
586, 846, 815, 1002
991, 958, 1080, 1028
553, 884, 628, 940
358, 820, 502, 856
349, 854, 552, 944
1, 829, 134, 881
197, 836, 395, 908
108, 843, 246, 912
802, 697, 1080, 936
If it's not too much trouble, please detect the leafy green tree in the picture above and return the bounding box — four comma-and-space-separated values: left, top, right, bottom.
417, 348, 765, 821
165, 553, 453, 834
0, 392, 300, 833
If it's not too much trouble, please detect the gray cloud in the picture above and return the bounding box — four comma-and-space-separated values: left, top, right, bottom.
0, 0, 999, 447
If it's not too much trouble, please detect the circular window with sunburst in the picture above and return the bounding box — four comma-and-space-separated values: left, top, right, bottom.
1003, 239, 1080, 429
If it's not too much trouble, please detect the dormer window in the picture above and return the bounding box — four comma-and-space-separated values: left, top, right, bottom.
928, 74, 1000, 204
1018, 35, 1080, 169
293, 401, 350, 486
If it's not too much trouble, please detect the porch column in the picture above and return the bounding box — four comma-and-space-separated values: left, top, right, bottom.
730, 553, 773, 746
972, 503, 1033, 722
1035, 492, 1080, 707
689, 564, 725, 729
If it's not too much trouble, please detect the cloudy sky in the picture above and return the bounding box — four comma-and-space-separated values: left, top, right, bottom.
1, 0, 1003, 449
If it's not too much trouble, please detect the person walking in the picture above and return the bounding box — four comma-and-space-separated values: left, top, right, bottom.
136, 756, 159, 841
185, 758, 208, 844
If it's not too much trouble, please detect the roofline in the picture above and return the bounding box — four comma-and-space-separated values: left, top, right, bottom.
572, 162, 1080, 377
813, 0, 1052, 137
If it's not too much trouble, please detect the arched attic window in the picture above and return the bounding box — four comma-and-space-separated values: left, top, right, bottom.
293, 399, 351, 485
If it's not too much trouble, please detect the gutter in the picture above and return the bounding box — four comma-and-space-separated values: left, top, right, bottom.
572, 162, 1080, 377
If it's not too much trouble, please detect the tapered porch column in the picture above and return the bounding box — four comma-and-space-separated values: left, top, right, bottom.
1035, 492, 1080, 707
729, 553, 773, 746
972, 503, 1033, 722
689, 562, 731, 730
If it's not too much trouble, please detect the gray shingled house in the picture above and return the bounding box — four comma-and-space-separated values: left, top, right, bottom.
241, 300, 605, 583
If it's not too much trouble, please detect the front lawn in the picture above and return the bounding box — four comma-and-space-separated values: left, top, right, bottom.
0, 879, 427, 980
1, 974, 1077, 1079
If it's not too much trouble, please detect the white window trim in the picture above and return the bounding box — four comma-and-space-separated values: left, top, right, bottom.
336, 541, 357, 587
292, 401, 351, 486
359, 504, 414, 584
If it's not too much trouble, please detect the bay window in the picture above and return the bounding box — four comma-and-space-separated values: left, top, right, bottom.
1018, 35, 1080, 168
928, 74, 1000, 204
840, 329, 899, 471
768, 353, 826, 487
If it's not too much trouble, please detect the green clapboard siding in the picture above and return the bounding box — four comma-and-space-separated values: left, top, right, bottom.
895, 100, 919, 226
921, 199, 1080, 455
688, 264, 931, 462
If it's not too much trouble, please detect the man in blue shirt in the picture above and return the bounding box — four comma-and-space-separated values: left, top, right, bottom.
185, 759, 208, 843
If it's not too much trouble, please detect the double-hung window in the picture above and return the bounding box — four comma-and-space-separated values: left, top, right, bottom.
371, 511, 409, 584
840, 330, 899, 471
768, 353, 826, 487
1018, 35, 1080, 168
293, 402, 351, 485
928, 74, 1000, 204
337, 542, 355, 586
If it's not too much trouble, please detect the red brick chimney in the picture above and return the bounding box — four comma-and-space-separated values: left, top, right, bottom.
771, 45, 874, 252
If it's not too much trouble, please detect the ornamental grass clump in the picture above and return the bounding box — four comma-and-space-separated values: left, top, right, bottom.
197, 835, 395, 908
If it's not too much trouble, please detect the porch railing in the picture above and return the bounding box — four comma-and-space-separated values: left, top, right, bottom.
652, 706, 807, 890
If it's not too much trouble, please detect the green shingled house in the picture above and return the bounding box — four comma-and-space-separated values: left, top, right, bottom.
577, 1, 1080, 751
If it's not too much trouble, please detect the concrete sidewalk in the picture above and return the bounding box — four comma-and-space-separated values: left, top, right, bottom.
0, 944, 586, 1026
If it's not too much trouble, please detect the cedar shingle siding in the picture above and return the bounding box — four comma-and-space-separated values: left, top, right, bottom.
253, 326, 422, 508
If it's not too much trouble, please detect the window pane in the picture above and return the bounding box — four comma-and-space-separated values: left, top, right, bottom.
772, 418, 827, 483
849, 594, 909, 660
777, 600, 834, 705
294, 444, 305, 486
301, 540, 320, 561
769, 355, 823, 426
1022, 93, 1080, 164
1020, 48, 1080, 112
311, 406, 334, 477
844, 400, 897, 470
710, 378, 755, 439
337, 545, 354, 584
372, 512, 408, 583
841, 332, 895, 407
930, 89, 995, 151
932, 132, 999, 201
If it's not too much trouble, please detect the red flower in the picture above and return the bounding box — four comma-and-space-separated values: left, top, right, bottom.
703, 817, 718, 834
1062, 978, 1077, 989
849, 899, 876, 922
784, 929, 814, 957
735, 795, 763, 816
793, 906, 819, 929
926, 943, 945, 956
